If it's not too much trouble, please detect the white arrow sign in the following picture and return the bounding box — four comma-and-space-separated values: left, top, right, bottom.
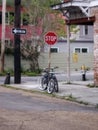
12, 28, 26, 34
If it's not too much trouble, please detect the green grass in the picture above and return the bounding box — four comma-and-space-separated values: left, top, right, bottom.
0, 69, 41, 77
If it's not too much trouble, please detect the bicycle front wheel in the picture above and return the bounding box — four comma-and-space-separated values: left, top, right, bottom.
47, 79, 55, 94
54, 78, 59, 92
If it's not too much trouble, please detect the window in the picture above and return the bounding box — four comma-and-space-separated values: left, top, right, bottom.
5, 40, 13, 47
82, 48, 88, 53
75, 48, 80, 53
83, 25, 88, 35
22, 14, 29, 25
74, 47, 89, 53
6, 12, 14, 25
6, 12, 9, 24
0, 12, 2, 24
50, 48, 58, 53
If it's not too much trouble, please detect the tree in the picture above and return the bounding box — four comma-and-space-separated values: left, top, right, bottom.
0, 0, 66, 72
21, 0, 65, 72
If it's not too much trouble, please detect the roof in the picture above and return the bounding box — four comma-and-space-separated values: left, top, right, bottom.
58, 39, 93, 43
51, 0, 96, 25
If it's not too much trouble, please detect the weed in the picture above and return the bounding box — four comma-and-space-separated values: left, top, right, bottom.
87, 83, 95, 88
65, 94, 77, 101
77, 101, 88, 105
95, 104, 98, 108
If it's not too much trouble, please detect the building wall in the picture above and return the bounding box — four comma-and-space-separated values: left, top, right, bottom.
44, 40, 93, 53
79, 25, 94, 40
5, 40, 94, 72
38, 52, 94, 72
5, 52, 94, 72
39, 40, 94, 71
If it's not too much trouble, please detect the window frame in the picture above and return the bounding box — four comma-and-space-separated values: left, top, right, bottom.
83, 25, 88, 35
50, 47, 59, 53
73, 47, 89, 53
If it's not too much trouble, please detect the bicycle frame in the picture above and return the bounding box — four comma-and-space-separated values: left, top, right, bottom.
41, 67, 59, 93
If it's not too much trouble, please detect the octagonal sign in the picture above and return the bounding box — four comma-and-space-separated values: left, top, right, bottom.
44, 31, 57, 45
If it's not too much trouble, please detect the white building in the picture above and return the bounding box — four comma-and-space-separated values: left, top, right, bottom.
39, 25, 94, 71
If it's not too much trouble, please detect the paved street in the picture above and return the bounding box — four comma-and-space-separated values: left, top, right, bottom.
0, 86, 97, 112
0, 71, 98, 130
0, 86, 98, 130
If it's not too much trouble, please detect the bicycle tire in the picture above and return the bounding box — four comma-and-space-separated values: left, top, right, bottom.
54, 79, 59, 92
47, 79, 55, 94
40, 77, 48, 90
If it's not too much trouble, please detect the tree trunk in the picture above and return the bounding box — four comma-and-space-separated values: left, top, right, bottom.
30, 58, 39, 72
0, 49, 5, 72
0, 0, 6, 72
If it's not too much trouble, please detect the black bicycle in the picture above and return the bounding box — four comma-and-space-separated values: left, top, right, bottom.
40, 67, 59, 94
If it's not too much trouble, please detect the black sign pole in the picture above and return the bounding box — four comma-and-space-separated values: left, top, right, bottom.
14, 0, 21, 83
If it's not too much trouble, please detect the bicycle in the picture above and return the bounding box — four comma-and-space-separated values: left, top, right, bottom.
40, 67, 59, 94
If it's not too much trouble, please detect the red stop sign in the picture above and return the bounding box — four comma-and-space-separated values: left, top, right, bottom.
44, 31, 57, 45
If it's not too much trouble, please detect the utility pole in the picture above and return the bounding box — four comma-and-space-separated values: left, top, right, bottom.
66, 24, 70, 83
14, 0, 21, 83
0, 0, 6, 72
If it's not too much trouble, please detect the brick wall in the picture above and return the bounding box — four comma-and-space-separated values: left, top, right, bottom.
91, 7, 98, 86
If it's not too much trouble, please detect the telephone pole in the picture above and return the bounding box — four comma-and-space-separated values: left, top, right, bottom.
0, 0, 6, 72
66, 25, 70, 83
14, 0, 21, 83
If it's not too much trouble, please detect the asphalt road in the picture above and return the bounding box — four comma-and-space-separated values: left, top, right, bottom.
0, 86, 98, 130
0, 86, 97, 112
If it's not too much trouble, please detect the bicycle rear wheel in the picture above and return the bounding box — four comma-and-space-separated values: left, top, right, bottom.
47, 79, 55, 94
40, 77, 48, 90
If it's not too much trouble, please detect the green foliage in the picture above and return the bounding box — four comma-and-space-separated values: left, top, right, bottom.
65, 94, 77, 101
21, 69, 42, 76
0, 67, 41, 76
0, 68, 14, 76
1, 0, 66, 72
22, 71, 39, 76
87, 83, 98, 88
96, 104, 98, 108
70, 25, 79, 34
9, 13, 14, 25
22, 0, 61, 7
0, 0, 61, 6
5, 48, 14, 55
0, 72, 6, 76
21, 0, 65, 36
5, 68, 14, 75
21, 64, 42, 76
0, 0, 14, 6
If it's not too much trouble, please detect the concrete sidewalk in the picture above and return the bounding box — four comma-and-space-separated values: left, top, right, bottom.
6, 79, 98, 106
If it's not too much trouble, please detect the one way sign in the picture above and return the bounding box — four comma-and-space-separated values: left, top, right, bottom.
12, 28, 26, 34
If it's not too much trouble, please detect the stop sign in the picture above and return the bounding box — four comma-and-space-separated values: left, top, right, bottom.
44, 31, 57, 45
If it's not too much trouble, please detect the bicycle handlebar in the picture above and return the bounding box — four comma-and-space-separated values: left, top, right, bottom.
43, 66, 58, 72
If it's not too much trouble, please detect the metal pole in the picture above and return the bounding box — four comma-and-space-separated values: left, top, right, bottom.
14, 0, 21, 83
48, 45, 51, 70
66, 24, 70, 83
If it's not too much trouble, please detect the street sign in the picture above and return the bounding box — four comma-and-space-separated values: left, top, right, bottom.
44, 31, 57, 45
12, 28, 26, 34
